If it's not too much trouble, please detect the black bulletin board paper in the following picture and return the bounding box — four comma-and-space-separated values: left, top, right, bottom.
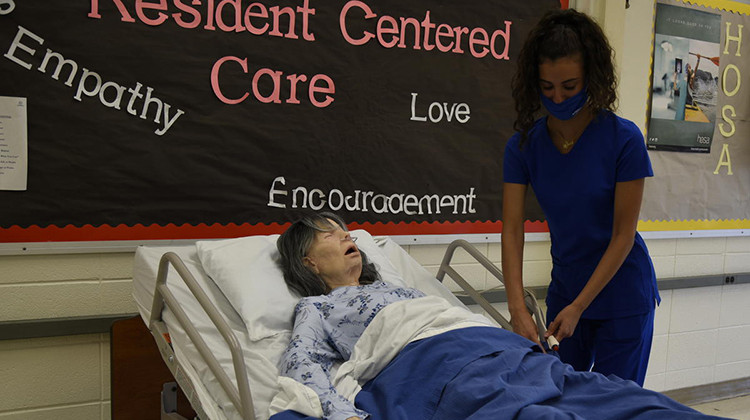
0, 0, 556, 242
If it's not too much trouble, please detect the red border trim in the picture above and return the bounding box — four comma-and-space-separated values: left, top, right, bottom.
0, 221, 549, 243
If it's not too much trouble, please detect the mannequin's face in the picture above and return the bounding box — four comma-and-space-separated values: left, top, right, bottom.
303, 220, 362, 289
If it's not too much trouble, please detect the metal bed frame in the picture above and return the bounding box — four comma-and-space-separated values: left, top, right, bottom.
145, 239, 548, 420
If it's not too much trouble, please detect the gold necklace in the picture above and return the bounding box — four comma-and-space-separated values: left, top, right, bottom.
552, 128, 582, 152
551, 114, 591, 153
560, 138, 575, 151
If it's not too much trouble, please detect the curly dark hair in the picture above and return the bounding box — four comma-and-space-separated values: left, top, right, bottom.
511, 8, 617, 146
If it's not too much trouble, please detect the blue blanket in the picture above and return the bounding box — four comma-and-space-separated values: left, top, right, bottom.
271, 326, 728, 420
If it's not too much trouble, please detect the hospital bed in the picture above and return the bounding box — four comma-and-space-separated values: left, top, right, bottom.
131, 230, 549, 420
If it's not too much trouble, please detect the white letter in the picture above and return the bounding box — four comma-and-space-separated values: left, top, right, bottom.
4, 25, 43, 70
292, 186, 308, 208
328, 189, 344, 211
39, 49, 78, 86
403, 194, 419, 215
140, 86, 163, 122
419, 194, 440, 214
466, 187, 477, 213
455, 103, 471, 123
410, 93, 427, 122
309, 189, 326, 210
156, 104, 185, 136
428, 102, 443, 122
99, 81, 126, 110
126, 82, 144, 115
268, 176, 287, 208
388, 194, 404, 214
371, 194, 388, 213
0, 1, 16, 15
74, 68, 102, 101
440, 195, 454, 213
345, 190, 361, 211
453, 194, 467, 214
361, 191, 374, 212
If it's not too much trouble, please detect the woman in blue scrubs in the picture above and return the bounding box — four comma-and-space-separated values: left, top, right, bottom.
502, 8, 659, 386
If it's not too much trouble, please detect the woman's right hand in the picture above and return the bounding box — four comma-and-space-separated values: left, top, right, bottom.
510, 309, 542, 350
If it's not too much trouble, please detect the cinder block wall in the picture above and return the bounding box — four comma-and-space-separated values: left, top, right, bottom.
0, 253, 133, 420
0, 334, 111, 420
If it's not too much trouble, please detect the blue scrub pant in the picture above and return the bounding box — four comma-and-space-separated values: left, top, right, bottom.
546, 308, 655, 386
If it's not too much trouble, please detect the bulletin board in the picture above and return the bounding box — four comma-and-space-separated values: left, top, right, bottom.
2, 0, 747, 246
0, 0, 558, 243
641, 0, 750, 234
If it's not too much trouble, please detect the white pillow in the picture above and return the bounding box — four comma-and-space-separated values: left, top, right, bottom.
196, 229, 407, 342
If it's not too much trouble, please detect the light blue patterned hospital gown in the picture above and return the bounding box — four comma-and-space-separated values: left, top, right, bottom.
280, 281, 425, 420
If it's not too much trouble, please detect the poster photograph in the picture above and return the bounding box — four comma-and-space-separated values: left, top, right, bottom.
647, 2, 721, 153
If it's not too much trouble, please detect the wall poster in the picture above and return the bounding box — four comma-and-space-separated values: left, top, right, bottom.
642, 0, 750, 231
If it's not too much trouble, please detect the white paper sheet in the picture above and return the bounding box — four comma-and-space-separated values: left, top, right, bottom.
0, 96, 28, 191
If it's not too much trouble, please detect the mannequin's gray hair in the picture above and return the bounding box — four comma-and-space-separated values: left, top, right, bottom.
277, 212, 381, 297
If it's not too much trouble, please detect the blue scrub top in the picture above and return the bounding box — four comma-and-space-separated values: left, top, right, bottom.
503, 111, 659, 319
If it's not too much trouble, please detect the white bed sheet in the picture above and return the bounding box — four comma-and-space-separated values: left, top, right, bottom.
132, 233, 474, 420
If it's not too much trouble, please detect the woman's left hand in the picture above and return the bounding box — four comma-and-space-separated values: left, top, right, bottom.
545, 304, 583, 342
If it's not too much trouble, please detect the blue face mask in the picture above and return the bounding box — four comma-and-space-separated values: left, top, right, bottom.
540, 87, 588, 120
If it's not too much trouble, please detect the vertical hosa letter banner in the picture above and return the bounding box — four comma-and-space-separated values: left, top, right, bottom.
642, 0, 750, 229
0, 0, 558, 242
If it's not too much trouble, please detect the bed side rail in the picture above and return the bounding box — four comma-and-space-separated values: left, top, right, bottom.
149, 251, 256, 420
435, 239, 550, 346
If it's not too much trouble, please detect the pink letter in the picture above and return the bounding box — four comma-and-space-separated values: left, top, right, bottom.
398, 16, 421, 50
216, 0, 245, 32
136, 0, 168, 26
421, 11, 435, 51
269, 5, 297, 39
340, 0, 376, 46
490, 21, 512, 60
173, 0, 201, 29
205, 0, 216, 30
211, 56, 249, 104
244, 3, 269, 35
376, 16, 399, 48
435, 24, 454, 52
252, 68, 283, 104
286, 73, 308, 104
89, 0, 135, 22
469, 27, 489, 58
309, 74, 335, 108
451, 26, 469, 54
297, 0, 316, 41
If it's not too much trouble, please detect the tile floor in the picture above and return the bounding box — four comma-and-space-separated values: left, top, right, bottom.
690, 394, 750, 419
